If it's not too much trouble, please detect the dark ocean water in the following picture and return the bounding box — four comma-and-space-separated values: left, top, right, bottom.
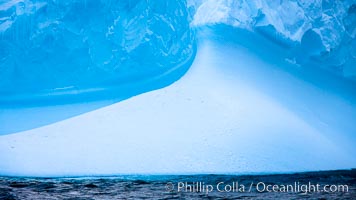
0, 169, 355, 199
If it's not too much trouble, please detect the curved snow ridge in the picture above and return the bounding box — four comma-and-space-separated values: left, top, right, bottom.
0, 26, 355, 176
189, 0, 356, 78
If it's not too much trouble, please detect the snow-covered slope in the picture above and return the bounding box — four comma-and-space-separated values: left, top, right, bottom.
0, 27, 354, 176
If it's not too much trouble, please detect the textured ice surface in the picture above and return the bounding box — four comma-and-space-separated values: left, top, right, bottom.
189, 0, 356, 78
0, 0, 194, 95
1, 0, 354, 99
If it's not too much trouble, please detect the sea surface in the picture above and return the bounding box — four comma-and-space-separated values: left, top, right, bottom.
0, 169, 355, 199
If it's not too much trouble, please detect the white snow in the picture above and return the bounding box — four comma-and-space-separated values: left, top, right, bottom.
0, 28, 355, 177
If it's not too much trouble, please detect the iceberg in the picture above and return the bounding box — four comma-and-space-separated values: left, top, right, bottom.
0, 0, 355, 176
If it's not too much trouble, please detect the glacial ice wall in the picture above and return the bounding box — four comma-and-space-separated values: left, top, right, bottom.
0, 0, 194, 95
189, 0, 356, 78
